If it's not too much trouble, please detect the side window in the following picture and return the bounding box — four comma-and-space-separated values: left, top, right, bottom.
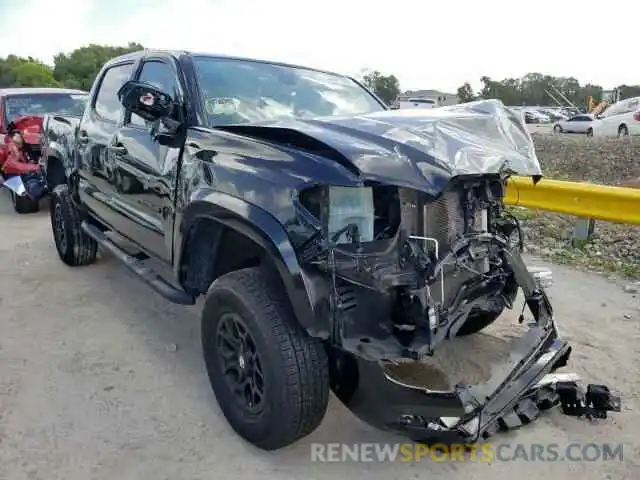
130, 60, 179, 127
94, 63, 134, 123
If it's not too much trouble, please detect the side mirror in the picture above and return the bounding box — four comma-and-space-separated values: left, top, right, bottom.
117, 80, 175, 122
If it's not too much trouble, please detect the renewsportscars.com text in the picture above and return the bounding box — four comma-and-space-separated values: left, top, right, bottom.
310, 442, 624, 463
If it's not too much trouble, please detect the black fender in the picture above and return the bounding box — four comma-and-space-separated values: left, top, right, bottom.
174, 191, 330, 339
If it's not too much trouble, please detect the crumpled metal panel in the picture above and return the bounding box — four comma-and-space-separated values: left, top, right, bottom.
218, 99, 541, 197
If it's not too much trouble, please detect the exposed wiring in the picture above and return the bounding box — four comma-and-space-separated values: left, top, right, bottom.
503, 212, 524, 251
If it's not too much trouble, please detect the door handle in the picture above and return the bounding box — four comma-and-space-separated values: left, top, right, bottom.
186, 142, 217, 162
108, 144, 128, 155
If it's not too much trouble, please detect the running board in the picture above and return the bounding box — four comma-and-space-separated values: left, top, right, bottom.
81, 222, 196, 305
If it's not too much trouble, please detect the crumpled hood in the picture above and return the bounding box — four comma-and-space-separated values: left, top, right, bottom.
7, 115, 44, 145
220, 99, 542, 195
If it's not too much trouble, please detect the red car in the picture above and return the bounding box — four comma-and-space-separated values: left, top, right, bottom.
0, 87, 88, 213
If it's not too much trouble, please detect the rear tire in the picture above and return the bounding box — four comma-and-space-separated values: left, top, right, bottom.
201, 267, 329, 450
49, 185, 98, 266
553, 124, 563, 133
586, 128, 594, 137
11, 190, 39, 214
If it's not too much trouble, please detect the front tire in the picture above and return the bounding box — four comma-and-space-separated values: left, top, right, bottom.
49, 185, 98, 266
553, 124, 563, 133
201, 267, 329, 450
456, 309, 503, 336
586, 127, 594, 137
456, 277, 519, 336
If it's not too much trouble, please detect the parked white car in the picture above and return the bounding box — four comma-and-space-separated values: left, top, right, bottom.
591, 96, 640, 137
553, 114, 596, 135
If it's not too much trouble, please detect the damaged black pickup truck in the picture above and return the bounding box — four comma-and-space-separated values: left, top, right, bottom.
43, 49, 620, 450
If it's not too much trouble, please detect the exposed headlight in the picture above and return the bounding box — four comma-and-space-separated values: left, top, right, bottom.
326, 186, 374, 244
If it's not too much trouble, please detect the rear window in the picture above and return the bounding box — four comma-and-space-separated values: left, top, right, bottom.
5, 93, 88, 123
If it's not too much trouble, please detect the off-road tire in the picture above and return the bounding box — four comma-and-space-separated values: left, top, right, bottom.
49, 185, 98, 266
455, 309, 503, 336
10, 190, 39, 214
201, 267, 329, 450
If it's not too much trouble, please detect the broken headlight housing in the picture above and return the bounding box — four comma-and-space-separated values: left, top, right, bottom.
324, 186, 375, 245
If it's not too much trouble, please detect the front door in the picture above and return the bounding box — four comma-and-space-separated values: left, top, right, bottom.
111, 56, 186, 262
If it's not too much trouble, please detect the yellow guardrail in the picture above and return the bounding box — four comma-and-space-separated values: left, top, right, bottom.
504, 176, 640, 225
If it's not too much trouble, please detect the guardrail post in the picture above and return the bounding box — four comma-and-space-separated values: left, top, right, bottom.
572, 218, 596, 246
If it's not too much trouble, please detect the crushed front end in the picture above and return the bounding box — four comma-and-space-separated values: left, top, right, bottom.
296, 174, 620, 442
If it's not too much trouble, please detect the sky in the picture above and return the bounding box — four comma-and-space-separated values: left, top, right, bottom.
0, 0, 637, 93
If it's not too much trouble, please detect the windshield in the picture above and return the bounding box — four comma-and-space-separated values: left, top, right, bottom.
193, 56, 385, 126
5, 93, 88, 123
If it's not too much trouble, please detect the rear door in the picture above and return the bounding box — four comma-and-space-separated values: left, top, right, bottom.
111, 55, 186, 261
77, 60, 137, 229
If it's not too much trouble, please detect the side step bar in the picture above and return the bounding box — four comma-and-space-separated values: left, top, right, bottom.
81, 222, 196, 306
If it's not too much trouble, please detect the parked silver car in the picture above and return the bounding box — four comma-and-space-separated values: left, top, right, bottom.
553, 114, 595, 135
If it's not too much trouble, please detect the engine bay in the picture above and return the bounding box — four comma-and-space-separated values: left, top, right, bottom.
297, 175, 527, 361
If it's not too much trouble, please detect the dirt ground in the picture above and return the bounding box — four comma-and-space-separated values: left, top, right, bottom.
1, 190, 639, 480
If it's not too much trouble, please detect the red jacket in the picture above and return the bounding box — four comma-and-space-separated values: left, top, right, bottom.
1, 141, 40, 175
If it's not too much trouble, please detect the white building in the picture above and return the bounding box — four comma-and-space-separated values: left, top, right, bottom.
394, 89, 460, 109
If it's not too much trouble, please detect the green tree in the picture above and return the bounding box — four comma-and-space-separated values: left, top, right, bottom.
479, 76, 523, 105
456, 82, 475, 103
11, 62, 60, 87
361, 70, 401, 105
617, 84, 640, 100
0, 55, 40, 87
464, 73, 614, 109
53, 42, 144, 91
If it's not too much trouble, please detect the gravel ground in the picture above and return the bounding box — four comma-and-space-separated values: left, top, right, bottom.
1, 190, 639, 480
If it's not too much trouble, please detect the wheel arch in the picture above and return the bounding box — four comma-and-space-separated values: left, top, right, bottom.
175, 193, 329, 339
44, 153, 67, 190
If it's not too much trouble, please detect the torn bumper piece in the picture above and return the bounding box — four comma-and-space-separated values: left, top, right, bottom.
332, 316, 620, 444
